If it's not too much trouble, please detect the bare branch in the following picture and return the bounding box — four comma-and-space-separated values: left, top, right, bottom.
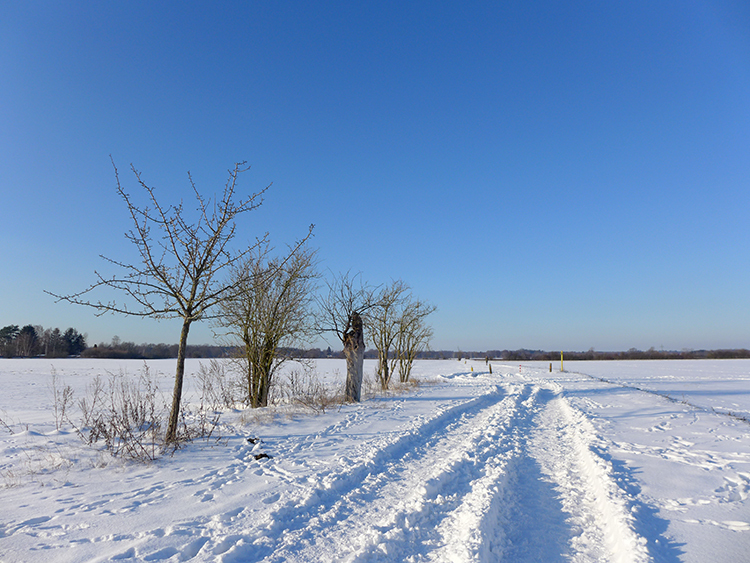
48, 157, 281, 442
215, 243, 319, 407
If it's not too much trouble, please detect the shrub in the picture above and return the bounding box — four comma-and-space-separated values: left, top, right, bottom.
68, 363, 225, 462
282, 365, 342, 414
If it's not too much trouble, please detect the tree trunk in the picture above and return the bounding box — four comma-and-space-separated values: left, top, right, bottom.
259, 371, 270, 407
258, 346, 274, 407
166, 319, 191, 442
247, 362, 257, 407
380, 353, 390, 390
343, 312, 365, 402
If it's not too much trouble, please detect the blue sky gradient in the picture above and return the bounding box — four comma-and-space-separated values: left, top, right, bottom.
2, 1, 749, 351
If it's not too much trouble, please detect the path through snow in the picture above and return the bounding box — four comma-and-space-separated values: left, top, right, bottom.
1, 359, 748, 561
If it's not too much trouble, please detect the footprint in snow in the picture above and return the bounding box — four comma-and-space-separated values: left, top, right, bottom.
111, 547, 136, 560
216, 507, 244, 522
263, 492, 281, 504
143, 546, 179, 561
179, 537, 210, 559
715, 473, 750, 502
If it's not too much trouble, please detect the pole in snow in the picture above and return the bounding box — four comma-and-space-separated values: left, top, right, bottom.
561, 351, 564, 372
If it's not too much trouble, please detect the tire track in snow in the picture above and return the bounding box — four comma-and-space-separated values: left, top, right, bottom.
210, 382, 514, 562
201, 377, 651, 562
383, 382, 649, 563
339, 384, 535, 563
423, 384, 562, 563
526, 387, 650, 563
564, 368, 750, 426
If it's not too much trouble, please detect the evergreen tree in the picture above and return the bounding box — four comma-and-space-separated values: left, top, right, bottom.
0, 325, 20, 357
63, 327, 87, 356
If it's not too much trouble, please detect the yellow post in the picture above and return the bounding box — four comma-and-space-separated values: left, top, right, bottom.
560, 351, 564, 372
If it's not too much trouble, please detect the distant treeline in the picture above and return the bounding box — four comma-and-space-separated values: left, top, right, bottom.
80, 346, 470, 361
1, 324, 86, 358
3, 323, 748, 361
479, 348, 750, 361
82, 339, 232, 359
0, 326, 234, 359
293, 348, 463, 360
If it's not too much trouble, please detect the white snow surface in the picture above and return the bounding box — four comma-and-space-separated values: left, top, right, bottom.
1, 358, 749, 562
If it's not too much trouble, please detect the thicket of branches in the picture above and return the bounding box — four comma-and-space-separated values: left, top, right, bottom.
370, 280, 436, 390
316, 272, 376, 402
315, 273, 436, 399
44, 157, 435, 448
47, 159, 311, 442
216, 244, 318, 408
46, 363, 227, 462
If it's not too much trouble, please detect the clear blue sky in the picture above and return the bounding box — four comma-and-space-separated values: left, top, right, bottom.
2, 1, 749, 352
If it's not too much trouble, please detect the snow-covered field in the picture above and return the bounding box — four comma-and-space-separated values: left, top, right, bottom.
1, 358, 749, 562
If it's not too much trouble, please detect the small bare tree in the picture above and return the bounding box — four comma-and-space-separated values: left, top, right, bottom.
317, 272, 375, 402
217, 243, 318, 408
396, 298, 436, 383
371, 280, 410, 390
47, 158, 285, 443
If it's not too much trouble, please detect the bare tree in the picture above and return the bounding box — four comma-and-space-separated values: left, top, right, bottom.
396, 298, 436, 383
317, 272, 375, 402
47, 158, 288, 442
217, 243, 318, 408
370, 280, 410, 390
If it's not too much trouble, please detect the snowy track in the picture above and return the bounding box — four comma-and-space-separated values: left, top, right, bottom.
4, 359, 750, 562
201, 376, 649, 562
